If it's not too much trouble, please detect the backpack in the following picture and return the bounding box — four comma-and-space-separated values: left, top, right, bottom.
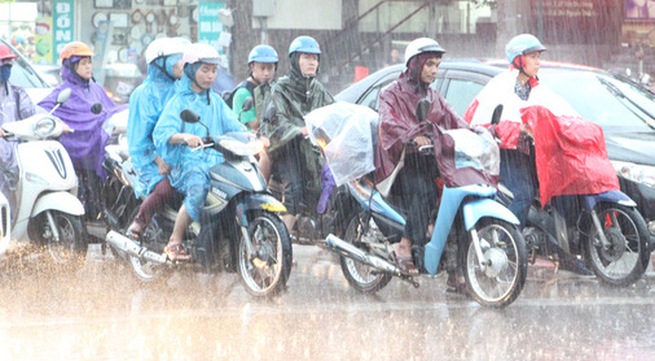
223, 80, 256, 110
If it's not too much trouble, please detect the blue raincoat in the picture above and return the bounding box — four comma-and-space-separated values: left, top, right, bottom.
153, 73, 245, 222
38, 65, 127, 178
127, 55, 180, 198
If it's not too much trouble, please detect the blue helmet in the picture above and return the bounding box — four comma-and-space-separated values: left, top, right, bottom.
288, 36, 321, 56
505, 34, 546, 64
248, 44, 279, 64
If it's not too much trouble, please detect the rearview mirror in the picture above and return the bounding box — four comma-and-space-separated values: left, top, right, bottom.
180, 109, 201, 124
241, 97, 254, 113
491, 104, 503, 125
263, 105, 277, 123
91, 103, 103, 115
57, 88, 71, 104
416, 99, 430, 122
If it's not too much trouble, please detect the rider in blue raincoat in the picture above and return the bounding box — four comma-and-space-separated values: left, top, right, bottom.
153, 43, 245, 261
125, 37, 189, 239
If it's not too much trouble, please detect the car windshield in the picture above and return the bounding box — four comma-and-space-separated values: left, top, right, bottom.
540, 68, 655, 131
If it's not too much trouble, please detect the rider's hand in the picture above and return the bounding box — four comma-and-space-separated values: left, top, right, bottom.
300, 127, 309, 139
473, 125, 488, 135
183, 134, 204, 148
259, 135, 271, 148
0, 129, 4, 138
61, 123, 73, 132
154, 157, 171, 175
413, 135, 431, 147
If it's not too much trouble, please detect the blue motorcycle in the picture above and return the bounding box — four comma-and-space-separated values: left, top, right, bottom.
306, 102, 528, 308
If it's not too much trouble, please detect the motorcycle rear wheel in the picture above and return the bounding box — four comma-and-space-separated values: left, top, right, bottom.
31, 210, 87, 271
237, 211, 292, 297
582, 203, 649, 287
339, 214, 393, 293
461, 218, 527, 308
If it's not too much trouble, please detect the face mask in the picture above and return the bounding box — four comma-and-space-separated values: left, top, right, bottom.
0, 65, 11, 84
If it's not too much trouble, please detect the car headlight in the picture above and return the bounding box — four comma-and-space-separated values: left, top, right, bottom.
612, 160, 655, 188
33, 117, 57, 138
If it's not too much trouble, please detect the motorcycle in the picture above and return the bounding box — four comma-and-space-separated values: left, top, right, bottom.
493, 105, 651, 286
2, 88, 87, 269
105, 108, 293, 297
304, 101, 528, 308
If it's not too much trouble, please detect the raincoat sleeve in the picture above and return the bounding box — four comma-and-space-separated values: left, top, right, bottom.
153, 94, 185, 167
262, 91, 302, 155
232, 87, 256, 126
14, 86, 36, 120
127, 85, 159, 165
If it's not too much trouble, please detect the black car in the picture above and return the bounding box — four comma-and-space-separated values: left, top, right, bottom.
336, 59, 655, 239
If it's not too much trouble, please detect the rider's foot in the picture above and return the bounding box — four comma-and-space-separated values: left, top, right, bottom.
392, 243, 417, 275
164, 243, 191, 261
558, 257, 594, 276
446, 274, 470, 296
126, 222, 143, 240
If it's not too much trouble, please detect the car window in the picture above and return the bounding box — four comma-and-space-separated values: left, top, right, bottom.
540, 69, 655, 131
358, 73, 399, 111
9, 57, 49, 89
442, 78, 485, 116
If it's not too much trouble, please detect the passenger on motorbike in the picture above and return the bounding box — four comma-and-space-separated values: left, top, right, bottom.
261, 36, 335, 233
0, 43, 37, 212
125, 37, 190, 239
375, 37, 483, 285
38, 41, 127, 219
153, 43, 246, 261
231, 44, 279, 180
463, 34, 592, 275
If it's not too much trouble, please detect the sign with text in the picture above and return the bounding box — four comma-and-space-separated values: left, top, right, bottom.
53, 0, 74, 63
531, 0, 616, 44
198, 1, 225, 51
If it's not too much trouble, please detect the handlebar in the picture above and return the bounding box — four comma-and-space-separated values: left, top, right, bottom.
190, 142, 215, 152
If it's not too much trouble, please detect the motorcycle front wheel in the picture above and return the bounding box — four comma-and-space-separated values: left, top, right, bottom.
582, 203, 649, 287
339, 213, 393, 293
461, 218, 527, 308
237, 211, 292, 297
30, 210, 87, 271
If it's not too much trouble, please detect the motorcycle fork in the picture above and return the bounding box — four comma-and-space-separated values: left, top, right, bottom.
590, 208, 611, 248
45, 211, 60, 242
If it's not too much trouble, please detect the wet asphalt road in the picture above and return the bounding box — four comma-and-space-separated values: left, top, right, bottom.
1, 244, 655, 361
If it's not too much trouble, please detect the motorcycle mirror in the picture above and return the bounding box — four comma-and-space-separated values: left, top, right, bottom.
263, 105, 277, 123
180, 109, 201, 124
57, 88, 72, 104
180, 109, 210, 138
241, 97, 254, 113
416, 98, 430, 122
491, 104, 503, 125
91, 103, 103, 115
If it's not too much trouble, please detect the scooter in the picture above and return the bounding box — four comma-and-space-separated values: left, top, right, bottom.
105, 108, 293, 297
2, 88, 87, 269
305, 101, 528, 308
493, 106, 650, 286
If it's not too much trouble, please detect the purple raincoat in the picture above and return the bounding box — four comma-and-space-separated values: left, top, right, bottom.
38, 66, 127, 178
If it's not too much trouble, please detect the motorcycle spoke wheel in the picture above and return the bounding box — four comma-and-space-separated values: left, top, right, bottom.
238, 212, 291, 297
584, 204, 648, 286
339, 214, 392, 293
462, 218, 527, 308
41, 211, 87, 271
127, 214, 168, 283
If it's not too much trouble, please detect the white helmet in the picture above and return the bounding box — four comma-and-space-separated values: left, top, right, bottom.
404, 37, 446, 67
182, 42, 222, 66
144, 37, 191, 64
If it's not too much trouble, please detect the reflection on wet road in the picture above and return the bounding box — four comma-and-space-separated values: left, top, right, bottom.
1, 244, 654, 360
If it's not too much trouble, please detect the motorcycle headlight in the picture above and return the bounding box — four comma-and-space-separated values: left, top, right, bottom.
612, 160, 655, 188
219, 138, 264, 156
33, 117, 57, 138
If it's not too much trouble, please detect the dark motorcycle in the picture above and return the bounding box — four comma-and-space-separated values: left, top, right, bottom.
493, 105, 650, 286
104, 109, 292, 297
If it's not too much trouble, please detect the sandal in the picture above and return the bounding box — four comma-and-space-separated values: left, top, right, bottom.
164, 243, 191, 261
126, 223, 142, 240
446, 275, 470, 296
391, 251, 418, 275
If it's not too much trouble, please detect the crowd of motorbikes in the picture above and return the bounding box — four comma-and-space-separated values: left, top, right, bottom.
0, 89, 652, 308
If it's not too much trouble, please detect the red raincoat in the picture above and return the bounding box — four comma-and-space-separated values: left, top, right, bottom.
523, 106, 619, 206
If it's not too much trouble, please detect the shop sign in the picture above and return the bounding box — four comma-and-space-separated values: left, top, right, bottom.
198, 1, 225, 50
53, 0, 74, 63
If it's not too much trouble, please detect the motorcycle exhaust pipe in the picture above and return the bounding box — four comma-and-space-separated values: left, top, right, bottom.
324, 234, 403, 276
105, 230, 168, 265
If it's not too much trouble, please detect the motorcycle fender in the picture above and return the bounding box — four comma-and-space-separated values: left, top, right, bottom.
31, 192, 85, 217
461, 198, 519, 231
582, 189, 637, 210
235, 193, 286, 225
